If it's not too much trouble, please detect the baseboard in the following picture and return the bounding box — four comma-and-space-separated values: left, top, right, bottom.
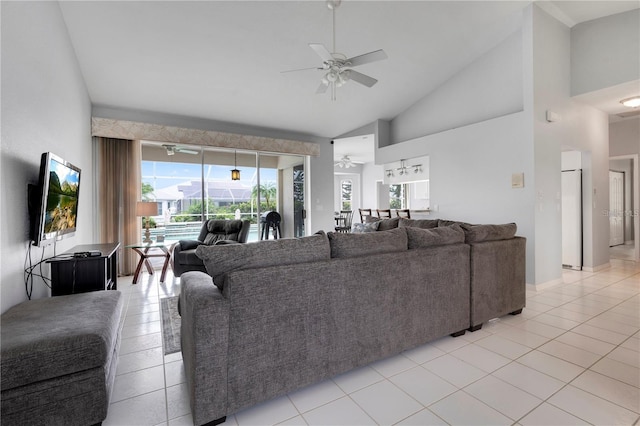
526, 277, 564, 292
582, 262, 611, 273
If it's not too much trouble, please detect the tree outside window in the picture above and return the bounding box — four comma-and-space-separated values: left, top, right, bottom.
341, 180, 352, 211
390, 184, 405, 209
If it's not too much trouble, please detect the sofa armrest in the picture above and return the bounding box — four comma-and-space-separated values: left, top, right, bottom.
179, 271, 229, 425
469, 236, 526, 328
178, 239, 202, 251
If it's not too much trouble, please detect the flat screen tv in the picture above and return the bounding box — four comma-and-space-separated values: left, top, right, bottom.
29, 152, 82, 247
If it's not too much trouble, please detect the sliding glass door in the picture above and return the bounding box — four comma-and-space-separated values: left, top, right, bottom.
141, 142, 307, 242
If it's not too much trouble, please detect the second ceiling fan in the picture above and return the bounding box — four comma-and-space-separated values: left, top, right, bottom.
283, 0, 387, 100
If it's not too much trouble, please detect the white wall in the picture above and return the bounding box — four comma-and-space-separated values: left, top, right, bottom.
379, 112, 536, 283
390, 29, 524, 144
571, 9, 640, 96
1, 2, 93, 313
610, 118, 640, 157
374, 5, 613, 286
528, 5, 610, 278
361, 162, 384, 215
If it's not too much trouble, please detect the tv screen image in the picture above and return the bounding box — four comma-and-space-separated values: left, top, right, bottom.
30, 152, 82, 246
44, 156, 80, 234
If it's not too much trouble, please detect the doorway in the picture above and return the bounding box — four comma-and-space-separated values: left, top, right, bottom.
609, 170, 624, 247
609, 155, 639, 262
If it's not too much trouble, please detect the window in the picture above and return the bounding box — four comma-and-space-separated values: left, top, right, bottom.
341, 179, 352, 211
389, 184, 406, 209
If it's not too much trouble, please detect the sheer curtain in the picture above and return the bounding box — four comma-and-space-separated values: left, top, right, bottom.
96, 137, 141, 276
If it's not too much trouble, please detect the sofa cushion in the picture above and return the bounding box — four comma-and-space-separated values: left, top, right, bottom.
462, 223, 517, 243
351, 221, 380, 233
438, 219, 472, 228
405, 224, 465, 249
196, 231, 331, 288
365, 216, 400, 231
0, 291, 123, 391
327, 227, 408, 258
398, 218, 439, 229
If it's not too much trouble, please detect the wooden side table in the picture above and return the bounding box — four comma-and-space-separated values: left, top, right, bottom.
125, 241, 176, 284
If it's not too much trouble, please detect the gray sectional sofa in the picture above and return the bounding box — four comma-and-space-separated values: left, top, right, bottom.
179, 218, 525, 426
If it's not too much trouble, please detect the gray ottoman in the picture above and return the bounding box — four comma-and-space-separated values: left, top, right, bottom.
1, 291, 124, 426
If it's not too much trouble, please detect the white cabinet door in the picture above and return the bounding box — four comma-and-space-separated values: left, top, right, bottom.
562, 170, 582, 270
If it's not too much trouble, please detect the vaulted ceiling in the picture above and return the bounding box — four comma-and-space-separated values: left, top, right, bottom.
59, 1, 638, 140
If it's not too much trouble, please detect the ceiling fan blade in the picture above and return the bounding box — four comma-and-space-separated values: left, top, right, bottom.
316, 81, 329, 94
281, 66, 322, 74
309, 43, 333, 63
178, 149, 199, 155
346, 49, 387, 67
347, 70, 378, 88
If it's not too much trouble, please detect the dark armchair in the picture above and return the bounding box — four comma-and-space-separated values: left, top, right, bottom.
172, 219, 250, 277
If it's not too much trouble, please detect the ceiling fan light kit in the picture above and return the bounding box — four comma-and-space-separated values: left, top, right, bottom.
335, 155, 357, 168
283, 0, 387, 100
163, 144, 198, 156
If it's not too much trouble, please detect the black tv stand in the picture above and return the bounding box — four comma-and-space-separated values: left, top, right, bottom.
47, 243, 119, 296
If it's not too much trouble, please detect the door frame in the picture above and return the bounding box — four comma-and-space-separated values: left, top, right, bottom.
610, 154, 639, 261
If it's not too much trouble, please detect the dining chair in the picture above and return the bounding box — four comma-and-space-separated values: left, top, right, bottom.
376, 209, 392, 218
334, 210, 354, 233
358, 208, 372, 223
396, 209, 411, 219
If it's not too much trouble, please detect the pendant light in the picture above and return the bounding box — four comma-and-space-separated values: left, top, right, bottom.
231, 150, 240, 181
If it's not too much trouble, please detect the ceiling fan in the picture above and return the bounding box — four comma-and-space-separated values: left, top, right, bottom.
335, 155, 358, 168
283, 0, 387, 100
163, 144, 198, 156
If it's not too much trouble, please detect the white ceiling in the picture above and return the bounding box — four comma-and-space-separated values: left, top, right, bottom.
59, 0, 639, 148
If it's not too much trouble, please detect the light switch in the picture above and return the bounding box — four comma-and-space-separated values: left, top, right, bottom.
512, 173, 524, 188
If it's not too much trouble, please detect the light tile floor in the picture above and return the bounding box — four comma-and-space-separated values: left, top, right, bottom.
105, 258, 640, 426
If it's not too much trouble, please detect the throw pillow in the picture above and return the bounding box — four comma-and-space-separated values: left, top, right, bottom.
196, 231, 331, 289
462, 223, 517, 243
327, 227, 408, 258
398, 218, 439, 229
351, 221, 380, 233
364, 216, 400, 231
405, 225, 465, 249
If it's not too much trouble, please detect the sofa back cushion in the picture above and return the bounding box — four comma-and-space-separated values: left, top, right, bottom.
462, 223, 517, 243
438, 219, 472, 228
405, 224, 465, 249
398, 218, 439, 229
327, 227, 407, 258
196, 231, 330, 288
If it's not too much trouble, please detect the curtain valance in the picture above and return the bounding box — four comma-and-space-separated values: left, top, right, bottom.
92, 117, 320, 157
